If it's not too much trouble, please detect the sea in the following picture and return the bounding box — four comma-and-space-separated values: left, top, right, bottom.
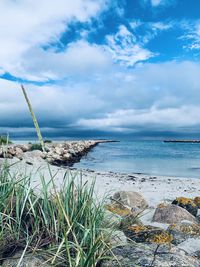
13, 136, 200, 178
74, 139, 200, 178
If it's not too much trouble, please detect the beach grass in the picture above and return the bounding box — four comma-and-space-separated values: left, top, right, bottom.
29, 143, 43, 151
0, 136, 12, 145
0, 161, 112, 266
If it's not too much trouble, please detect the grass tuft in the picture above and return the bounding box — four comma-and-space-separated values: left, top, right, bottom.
0, 136, 12, 145
44, 139, 52, 144
0, 163, 112, 266
30, 143, 43, 151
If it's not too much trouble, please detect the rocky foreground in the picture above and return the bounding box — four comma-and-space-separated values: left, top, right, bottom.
0, 140, 115, 166
101, 191, 200, 266
1, 141, 200, 266
3, 189, 200, 266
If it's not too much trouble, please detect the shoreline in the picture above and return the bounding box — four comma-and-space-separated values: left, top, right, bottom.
1, 140, 200, 211
5, 155, 200, 206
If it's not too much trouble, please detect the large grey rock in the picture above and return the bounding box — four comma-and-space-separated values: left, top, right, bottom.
172, 197, 198, 216
2, 252, 51, 267
101, 243, 200, 267
112, 191, 148, 212
121, 214, 143, 229
123, 225, 172, 244
168, 221, 200, 245
103, 209, 122, 229
7, 147, 15, 156
109, 230, 127, 247
15, 147, 23, 159
178, 238, 200, 256
18, 144, 30, 152
152, 204, 197, 224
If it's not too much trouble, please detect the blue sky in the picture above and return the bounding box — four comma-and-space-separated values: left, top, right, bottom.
1, 0, 200, 137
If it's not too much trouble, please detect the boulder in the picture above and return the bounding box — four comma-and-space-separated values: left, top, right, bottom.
104, 205, 142, 230
18, 144, 30, 152
124, 225, 172, 244
105, 203, 132, 217
68, 148, 76, 156
172, 197, 198, 217
121, 214, 143, 229
168, 222, 200, 245
109, 230, 127, 247
193, 249, 200, 259
103, 209, 122, 229
55, 146, 64, 155
197, 215, 200, 223
111, 191, 148, 212
178, 238, 200, 256
2, 252, 50, 267
152, 204, 197, 224
101, 243, 200, 267
15, 147, 23, 159
194, 197, 200, 208
62, 153, 72, 161
7, 147, 16, 156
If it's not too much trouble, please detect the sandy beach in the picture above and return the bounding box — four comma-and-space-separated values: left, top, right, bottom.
12, 159, 200, 201
5, 155, 200, 225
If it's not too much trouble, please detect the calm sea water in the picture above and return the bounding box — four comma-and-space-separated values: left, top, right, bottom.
74, 140, 200, 178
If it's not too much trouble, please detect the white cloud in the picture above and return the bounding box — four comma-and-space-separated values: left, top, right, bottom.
180, 21, 200, 51
8, 41, 112, 82
151, 0, 176, 7
1, 61, 200, 133
151, 0, 162, 6
105, 25, 155, 66
0, 0, 109, 80
77, 106, 200, 132
142, 0, 176, 7
129, 20, 173, 46
150, 22, 173, 31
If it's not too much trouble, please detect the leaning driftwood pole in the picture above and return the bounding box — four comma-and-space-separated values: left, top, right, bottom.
21, 84, 45, 152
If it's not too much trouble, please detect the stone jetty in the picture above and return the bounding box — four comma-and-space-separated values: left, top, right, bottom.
0, 140, 117, 166
164, 140, 200, 143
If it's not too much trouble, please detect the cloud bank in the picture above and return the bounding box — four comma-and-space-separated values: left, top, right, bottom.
1, 61, 200, 134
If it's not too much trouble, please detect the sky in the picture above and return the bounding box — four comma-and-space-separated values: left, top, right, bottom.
1, 0, 200, 138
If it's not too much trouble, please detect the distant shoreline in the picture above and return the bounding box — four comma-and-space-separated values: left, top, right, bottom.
164, 140, 200, 143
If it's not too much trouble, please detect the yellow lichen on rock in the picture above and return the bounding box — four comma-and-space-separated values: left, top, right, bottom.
175, 197, 196, 206
157, 203, 167, 208
180, 224, 200, 235
105, 203, 132, 217
127, 225, 147, 233
194, 197, 200, 207
170, 223, 177, 229
148, 232, 173, 244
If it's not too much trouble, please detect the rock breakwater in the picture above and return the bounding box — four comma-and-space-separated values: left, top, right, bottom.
0, 140, 116, 166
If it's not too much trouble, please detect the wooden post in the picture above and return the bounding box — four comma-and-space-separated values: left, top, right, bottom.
21, 84, 45, 152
